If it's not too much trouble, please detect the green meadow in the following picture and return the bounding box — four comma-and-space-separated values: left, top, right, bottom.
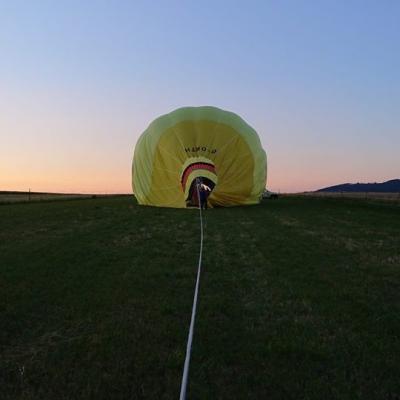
1, 196, 399, 399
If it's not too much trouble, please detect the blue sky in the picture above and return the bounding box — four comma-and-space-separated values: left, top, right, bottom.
1, 1, 399, 192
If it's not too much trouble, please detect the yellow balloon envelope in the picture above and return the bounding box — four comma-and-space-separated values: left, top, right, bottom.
132, 106, 267, 208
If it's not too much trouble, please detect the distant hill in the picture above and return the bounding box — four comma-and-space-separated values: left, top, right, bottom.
317, 179, 400, 193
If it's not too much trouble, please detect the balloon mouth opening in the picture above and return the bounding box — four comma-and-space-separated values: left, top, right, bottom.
180, 160, 217, 207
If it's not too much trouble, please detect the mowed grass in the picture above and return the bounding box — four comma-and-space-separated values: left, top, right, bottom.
0, 196, 399, 399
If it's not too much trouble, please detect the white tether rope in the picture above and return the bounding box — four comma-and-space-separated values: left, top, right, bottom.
179, 181, 204, 400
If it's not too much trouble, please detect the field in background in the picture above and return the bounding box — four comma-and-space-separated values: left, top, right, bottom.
0, 192, 131, 204
0, 192, 94, 203
1, 196, 399, 399
298, 191, 400, 201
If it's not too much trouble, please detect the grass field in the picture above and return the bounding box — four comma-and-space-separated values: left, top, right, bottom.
1, 196, 399, 399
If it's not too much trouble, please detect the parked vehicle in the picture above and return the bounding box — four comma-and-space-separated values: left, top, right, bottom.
262, 190, 279, 199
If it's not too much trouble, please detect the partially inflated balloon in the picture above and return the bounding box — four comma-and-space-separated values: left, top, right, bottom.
132, 106, 267, 208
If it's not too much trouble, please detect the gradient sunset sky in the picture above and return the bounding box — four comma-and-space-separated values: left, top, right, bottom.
1, 1, 399, 193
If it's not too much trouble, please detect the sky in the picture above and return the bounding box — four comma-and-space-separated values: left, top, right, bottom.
1, 0, 399, 193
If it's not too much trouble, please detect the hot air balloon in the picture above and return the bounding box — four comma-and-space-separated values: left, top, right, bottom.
132, 106, 267, 208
